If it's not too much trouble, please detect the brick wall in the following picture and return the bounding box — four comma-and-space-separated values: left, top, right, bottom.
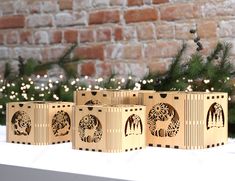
0, 0, 235, 79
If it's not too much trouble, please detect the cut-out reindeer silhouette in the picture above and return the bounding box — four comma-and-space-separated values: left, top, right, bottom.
79, 114, 103, 143
148, 103, 180, 137
84, 124, 97, 142
155, 110, 174, 137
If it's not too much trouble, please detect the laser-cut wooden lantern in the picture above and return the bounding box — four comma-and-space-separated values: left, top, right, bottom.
6, 101, 74, 145
141, 91, 228, 149
73, 105, 146, 152
74, 90, 150, 106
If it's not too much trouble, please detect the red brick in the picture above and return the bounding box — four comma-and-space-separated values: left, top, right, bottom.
175, 23, 196, 40
81, 62, 96, 76
34, 31, 49, 44
75, 45, 105, 60
29, 2, 41, 13
20, 31, 33, 44
79, 29, 94, 43
64, 30, 78, 43
1, 2, 14, 15
42, 47, 66, 61
197, 21, 217, 39
127, 0, 144, 6
145, 41, 181, 58
123, 26, 136, 41
0, 15, 25, 29
50, 31, 62, 44
27, 14, 53, 28
124, 8, 158, 23
96, 28, 112, 42
156, 23, 175, 39
137, 23, 155, 40
148, 61, 168, 74
96, 63, 112, 77
110, 0, 124, 6
6, 31, 18, 44
89, 10, 120, 25
160, 4, 200, 21
42, 1, 58, 13
106, 44, 123, 59
152, 0, 169, 4
0, 34, 4, 45
114, 27, 123, 41
59, 0, 73, 10
123, 44, 142, 59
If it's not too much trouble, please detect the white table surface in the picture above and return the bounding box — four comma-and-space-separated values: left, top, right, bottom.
0, 126, 235, 181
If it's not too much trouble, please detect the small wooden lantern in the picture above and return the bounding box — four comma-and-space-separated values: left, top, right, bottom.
6, 101, 74, 145
141, 91, 228, 149
73, 104, 146, 152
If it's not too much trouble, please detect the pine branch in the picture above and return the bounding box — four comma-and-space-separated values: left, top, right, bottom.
34, 44, 80, 77
206, 42, 223, 63
58, 43, 78, 64
168, 43, 187, 77
4, 62, 11, 79
184, 53, 204, 79
18, 56, 25, 77
152, 43, 187, 91
220, 42, 232, 69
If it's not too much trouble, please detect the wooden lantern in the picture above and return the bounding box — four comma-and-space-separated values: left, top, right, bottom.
74, 90, 154, 106
6, 101, 74, 145
73, 104, 146, 152
141, 91, 228, 149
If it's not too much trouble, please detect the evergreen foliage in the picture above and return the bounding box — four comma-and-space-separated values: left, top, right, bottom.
0, 29, 235, 138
